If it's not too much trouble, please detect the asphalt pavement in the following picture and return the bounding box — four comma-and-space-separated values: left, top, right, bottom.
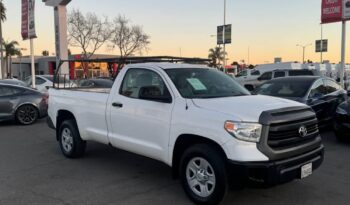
0, 119, 349, 205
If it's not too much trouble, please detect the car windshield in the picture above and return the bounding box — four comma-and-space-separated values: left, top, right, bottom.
165, 68, 250, 99
255, 81, 313, 98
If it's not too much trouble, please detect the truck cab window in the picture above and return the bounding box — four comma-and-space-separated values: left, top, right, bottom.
259, 72, 272, 81
274, 71, 286, 78
120, 68, 170, 100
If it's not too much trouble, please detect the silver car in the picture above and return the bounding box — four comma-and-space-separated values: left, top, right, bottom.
0, 83, 48, 125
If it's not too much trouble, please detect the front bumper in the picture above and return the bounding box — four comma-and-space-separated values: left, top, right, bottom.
228, 145, 324, 185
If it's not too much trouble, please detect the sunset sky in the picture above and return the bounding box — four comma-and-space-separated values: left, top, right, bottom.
2, 0, 350, 64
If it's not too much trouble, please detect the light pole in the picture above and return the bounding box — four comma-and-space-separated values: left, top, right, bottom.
296, 44, 312, 64
223, 0, 227, 71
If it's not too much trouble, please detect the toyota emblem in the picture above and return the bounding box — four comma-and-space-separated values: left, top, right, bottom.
299, 126, 308, 138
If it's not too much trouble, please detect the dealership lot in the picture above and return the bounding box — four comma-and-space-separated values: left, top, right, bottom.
0, 119, 349, 205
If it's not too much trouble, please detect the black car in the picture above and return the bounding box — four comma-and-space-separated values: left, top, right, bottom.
78, 79, 113, 88
254, 76, 348, 126
334, 99, 350, 141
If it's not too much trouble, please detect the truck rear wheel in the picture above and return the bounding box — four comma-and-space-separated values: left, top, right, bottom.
180, 144, 227, 205
58, 120, 86, 158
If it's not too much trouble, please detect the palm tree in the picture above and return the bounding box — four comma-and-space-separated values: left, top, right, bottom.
3, 41, 21, 78
0, 0, 6, 79
208, 47, 226, 68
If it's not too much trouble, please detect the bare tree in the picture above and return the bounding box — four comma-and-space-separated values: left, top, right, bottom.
109, 15, 150, 70
67, 9, 112, 77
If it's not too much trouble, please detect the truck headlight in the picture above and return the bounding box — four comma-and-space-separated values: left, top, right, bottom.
224, 121, 262, 143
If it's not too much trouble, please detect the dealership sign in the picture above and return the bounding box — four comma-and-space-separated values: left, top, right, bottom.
315, 39, 328, 52
217, 24, 232, 45
21, 0, 37, 40
343, 0, 350, 19
217, 26, 224, 45
322, 0, 350, 24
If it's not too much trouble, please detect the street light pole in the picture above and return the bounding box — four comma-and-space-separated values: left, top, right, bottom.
340, 21, 346, 88
0, 0, 3, 80
296, 44, 312, 64
320, 24, 323, 64
223, 0, 226, 72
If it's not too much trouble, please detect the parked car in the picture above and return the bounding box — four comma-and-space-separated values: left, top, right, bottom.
0, 83, 48, 125
25, 75, 74, 92
0, 79, 29, 87
48, 63, 324, 205
78, 79, 114, 88
235, 69, 261, 90
242, 69, 321, 91
254, 76, 347, 126
334, 98, 350, 141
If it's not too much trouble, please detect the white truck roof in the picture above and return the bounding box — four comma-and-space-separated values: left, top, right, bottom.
255, 62, 302, 72
127, 63, 210, 70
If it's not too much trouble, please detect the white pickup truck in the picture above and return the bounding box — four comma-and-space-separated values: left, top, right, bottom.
47, 63, 324, 205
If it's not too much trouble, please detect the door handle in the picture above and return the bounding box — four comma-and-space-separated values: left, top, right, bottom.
112, 102, 123, 108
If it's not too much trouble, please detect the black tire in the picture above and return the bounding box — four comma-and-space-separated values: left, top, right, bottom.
15, 104, 39, 125
58, 120, 86, 158
180, 144, 227, 205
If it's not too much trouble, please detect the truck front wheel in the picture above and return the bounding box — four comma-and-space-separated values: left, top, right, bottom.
58, 120, 86, 158
180, 144, 227, 205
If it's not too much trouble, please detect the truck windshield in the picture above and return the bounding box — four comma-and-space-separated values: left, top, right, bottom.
165, 68, 250, 99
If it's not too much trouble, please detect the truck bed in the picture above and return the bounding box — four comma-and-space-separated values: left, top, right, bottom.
51, 87, 111, 94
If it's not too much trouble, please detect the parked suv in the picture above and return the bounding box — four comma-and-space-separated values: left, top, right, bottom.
243, 69, 320, 91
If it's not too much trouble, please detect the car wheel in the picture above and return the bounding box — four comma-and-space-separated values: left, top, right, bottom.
180, 144, 227, 205
16, 105, 39, 125
58, 120, 86, 158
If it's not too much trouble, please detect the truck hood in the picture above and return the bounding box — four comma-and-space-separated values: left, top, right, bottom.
192, 95, 307, 122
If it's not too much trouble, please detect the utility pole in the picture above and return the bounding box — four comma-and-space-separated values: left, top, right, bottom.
340, 21, 346, 88
297, 44, 312, 64
0, 0, 3, 79
320, 24, 323, 64
223, 0, 226, 72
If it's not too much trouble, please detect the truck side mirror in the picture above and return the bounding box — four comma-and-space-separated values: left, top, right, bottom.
139, 86, 172, 103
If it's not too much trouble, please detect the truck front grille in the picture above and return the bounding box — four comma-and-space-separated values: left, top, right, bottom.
267, 118, 319, 150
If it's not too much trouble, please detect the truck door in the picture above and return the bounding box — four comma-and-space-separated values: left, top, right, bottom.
108, 68, 174, 162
